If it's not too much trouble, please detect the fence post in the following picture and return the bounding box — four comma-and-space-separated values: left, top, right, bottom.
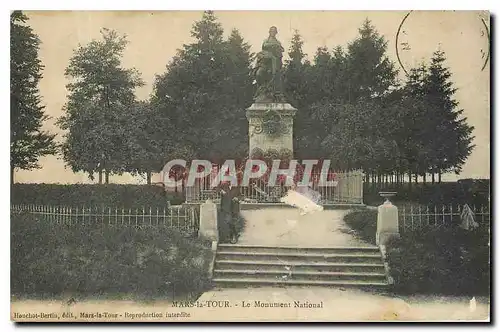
82, 206, 85, 225
199, 200, 218, 241
359, 170, 364, 204
376, 192, 400, 245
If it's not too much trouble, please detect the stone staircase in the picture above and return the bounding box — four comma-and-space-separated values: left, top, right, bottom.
212, 244, 389, 287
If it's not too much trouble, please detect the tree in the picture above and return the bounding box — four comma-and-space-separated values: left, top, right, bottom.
10, 11, 57, 183
303, 46, 349, 160
345, 19, 399, 101
312, 19, 399, 170
321, 99, 401, 172
395, 63, 432, 185
422, 50, 475, 181
283, 30, 310, 108
383, 51, 474, 186
212, 28, 255, 161
310, 46, 334, 102
283, 30, 318, 159
124, 100, 181, 185
389, 78, 430, 187
58, 28, 144, 183
151, 11, 253, 164
292, 20, 399, 165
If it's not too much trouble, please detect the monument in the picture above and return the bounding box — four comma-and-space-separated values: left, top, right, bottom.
247, 26, 297, 158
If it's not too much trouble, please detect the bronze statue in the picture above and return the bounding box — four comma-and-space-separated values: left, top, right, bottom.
253, 26, 286, 103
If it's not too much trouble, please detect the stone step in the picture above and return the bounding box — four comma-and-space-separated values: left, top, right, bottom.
212, 245, 388, 288
213, 269, 386, 282
216, 251, 383, 264
214, 260, 386, 273
212, 277, 388, 287
218, 244, 380, 256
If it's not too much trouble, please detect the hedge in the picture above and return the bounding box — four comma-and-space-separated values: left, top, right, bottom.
11, 211, 212, 300
342, 208, 377, 245
343, 207, 490, 295
11, 184, 185, 208
386, 225, 490, 296
363, 180, 490, 206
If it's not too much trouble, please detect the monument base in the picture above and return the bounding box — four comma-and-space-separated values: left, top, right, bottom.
246, 102, 297, 158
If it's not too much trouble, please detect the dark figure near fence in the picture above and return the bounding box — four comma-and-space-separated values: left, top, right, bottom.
219, 182, 241, 244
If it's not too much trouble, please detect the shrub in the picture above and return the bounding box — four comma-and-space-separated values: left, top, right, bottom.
386, 225, 490, 295
343, 208, 377, 245
11, 212, 211, 300
343, 206, 490, 296
363, 180, 490, 207
11, 184, 185, 208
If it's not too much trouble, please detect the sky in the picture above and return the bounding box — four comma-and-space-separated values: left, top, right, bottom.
14, 10, 490, 184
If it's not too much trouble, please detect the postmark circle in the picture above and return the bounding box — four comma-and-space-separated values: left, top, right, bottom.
395, 11, 490, 76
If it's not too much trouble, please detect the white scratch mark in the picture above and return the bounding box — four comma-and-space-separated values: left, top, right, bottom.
470, 297, 477, 312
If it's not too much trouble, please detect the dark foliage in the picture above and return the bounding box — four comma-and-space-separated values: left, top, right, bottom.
343, 208, 378, 245
11, 212, 211, 299
58, 28, 144, 182
386, 226, 490, 296
343, 205, 490, 295
11, 11, 57, 181
364, 180, 490, 207
151, 11, 254, 164
11, 184, 184, 208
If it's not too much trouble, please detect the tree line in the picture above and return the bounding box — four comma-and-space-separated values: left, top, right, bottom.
11, 11, 474, 186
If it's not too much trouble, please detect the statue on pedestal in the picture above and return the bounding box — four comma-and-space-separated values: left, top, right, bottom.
247, 26, 297, 157
253, 26, 287, 103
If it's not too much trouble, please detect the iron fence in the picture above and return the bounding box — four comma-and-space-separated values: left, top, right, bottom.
11, 204, 200, 236
398, 202, 490, 232
185, 170, 364, 204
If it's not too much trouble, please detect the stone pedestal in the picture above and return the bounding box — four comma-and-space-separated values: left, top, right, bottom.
199, 200, 218, 241
246, 102, 297, 157
376, 201, 400, 245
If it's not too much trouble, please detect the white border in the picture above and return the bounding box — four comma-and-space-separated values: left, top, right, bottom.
2, 1, 497, 10
2, 1, 497, 331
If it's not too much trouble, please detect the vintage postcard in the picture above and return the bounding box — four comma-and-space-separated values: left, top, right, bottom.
10, 10, 490, 322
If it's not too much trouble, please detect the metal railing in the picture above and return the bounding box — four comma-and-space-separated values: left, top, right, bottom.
398, 203, 490, 232
185, 170, 364, 204
11, 204, 200, 236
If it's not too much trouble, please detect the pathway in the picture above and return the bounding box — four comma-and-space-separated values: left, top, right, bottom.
11, 289, 488, 322
238, 206, 372, 247
196, 286, 489, 321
